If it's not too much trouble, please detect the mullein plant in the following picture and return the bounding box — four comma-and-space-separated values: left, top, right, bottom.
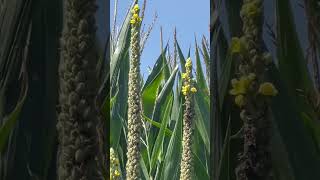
57, 0, 104, 179
110, 148, 121, 180
180, 58, 197, 180
126, 4, 143, 180
229, 0, 278, 179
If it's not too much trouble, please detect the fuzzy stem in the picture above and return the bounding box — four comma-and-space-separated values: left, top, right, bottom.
126, 4, 142, 180
232, 0, 274, 179
57, 0, 104, 180
179, 58, 196, 180
180, 95, 194, 180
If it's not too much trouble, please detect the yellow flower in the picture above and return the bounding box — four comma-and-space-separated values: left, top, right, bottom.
229, 76, 252, 95
133, 4, 140, 12
130, 4, 142, 26
182, 85, 190, 95
130, 19, 136, 24
191, 87, 197, 93
130, 13, 142, 25
133, 13, 139, 19
114, 170, 120, 177
185, 58, 192, 68
235, 94, 246, 107
114, 158, 119, 165
241, 1, 261, 18
230, 37, 248, 55
182, 73, 187, 79
258, 82, 278, 96
183, 85, 190, 91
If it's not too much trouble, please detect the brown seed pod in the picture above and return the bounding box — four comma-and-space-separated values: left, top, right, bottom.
75, 149, 87, 162
71, 64, 80, 73
56, 121, 63, 132
58, 112, 69, 121
79, 41, 88, 52
79, 34, 89, 42
70, 129, 79, 138
70, 28, 77, 36
67, 36, 78, 47
65, 160, 73, 170
82, 107, 92, 120
78, 19, 88, 34
76, 82, 86, 94
69, 105, 78, 116
71, 167, 82, 179
75, 71, 86, 82
69, 92, 80, 104
78, 99, 87, 111
61, 105, 71, 115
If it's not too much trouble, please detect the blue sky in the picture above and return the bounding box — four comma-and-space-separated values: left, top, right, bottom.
110, 0, 209, 77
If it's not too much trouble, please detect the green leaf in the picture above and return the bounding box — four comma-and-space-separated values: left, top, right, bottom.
110, 1, 134, 89
276, 0, 314, 101
195, 41, 208, 93
268, 64, 320, 180
110, 93, 117, 111
193, 148, 210, 180
175, 40, 186, 72
152, 66, 179, 121
150, 96, 173, 172
218, 51, 234, 108
150, 66, 178, 171
200, 36, 210, 70
270, 118, 295, 180
0, 82, 28, 152
142, 114, 173, 137
225, 0, 243, 37
161, 103, 183, 180
194, 87, 210, 153
110, 52, 129, 148
140, 154, 151, 180
216, 118, 231, 180
142, 46, 168, 118
301, 112, 320, 154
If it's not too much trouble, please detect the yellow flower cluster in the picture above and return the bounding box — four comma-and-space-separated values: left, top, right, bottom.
182, 58, 197, 96
110, 148, 121, 180
230, 37, 248, 55
230, 73, 256, 95
130, 4, 142, 25
229, 73, 255, 107
229, 73, 278, 107
110, 148, 119, 165
240, 0, 261, 18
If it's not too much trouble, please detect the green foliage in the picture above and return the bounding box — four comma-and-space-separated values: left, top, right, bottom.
110, 3, 210, 179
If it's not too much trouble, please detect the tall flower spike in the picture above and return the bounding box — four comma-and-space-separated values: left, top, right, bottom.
228, 0, 277, 179
57, 0, 104, 180
110, 148, 121, 180
180, 57, 196, 180
126, 3, 142, 180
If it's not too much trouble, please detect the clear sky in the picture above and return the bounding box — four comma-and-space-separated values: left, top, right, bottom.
111, 0, 209, 77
